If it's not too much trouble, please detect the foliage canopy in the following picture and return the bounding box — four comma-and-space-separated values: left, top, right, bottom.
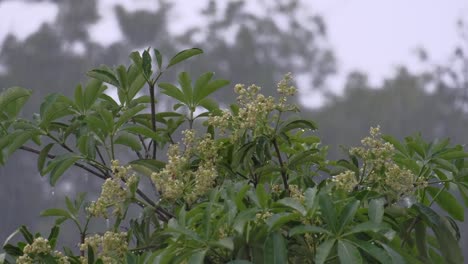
1, 48, 467, 264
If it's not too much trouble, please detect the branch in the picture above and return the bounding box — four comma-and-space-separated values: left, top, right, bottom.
19, 146, 107, 180
19, 145, 174, 221
272, 138, 289, 192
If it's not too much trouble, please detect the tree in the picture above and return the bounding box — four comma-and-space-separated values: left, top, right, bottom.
1, 48, 467, 264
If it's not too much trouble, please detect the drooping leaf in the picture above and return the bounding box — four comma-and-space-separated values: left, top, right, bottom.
87, 66, 120, 87
38, 143, 54, 175
129, 159, 166, 177
159, 83, 186, 103
427, 186, 464, 221
0, 86, 32, 119
167, 48, 203, 68
115, 132, 142, 151
280, 119, 317, 134
413, 203, 463, 264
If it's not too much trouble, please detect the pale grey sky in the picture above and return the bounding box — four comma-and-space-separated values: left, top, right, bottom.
0, 0, 467, 105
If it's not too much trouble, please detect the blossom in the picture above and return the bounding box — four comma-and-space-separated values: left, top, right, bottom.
87, 161, 139, 218
151, 131, 219, 203
80, 232, 128, 264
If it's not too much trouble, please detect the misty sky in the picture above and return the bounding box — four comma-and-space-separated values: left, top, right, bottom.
0, 0, 467, 89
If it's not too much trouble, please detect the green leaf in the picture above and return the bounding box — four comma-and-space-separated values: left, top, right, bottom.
74, 84, 84, 111
19, 226, 34, 244
256, 184, 269, 208
167, 48, 203, 68
129, 159, 166, 177
382, 135, 407, 155
115, 132, 142, 151
187, 250, 207, 264
87, 245, 95, 264
337, 200, 360, 234
65, 196, 78, 216
198, 97, 219, 112
83, 80, 105, 110
378, 243, 407, 264
3, 244, 22, 257
8, 130, 40, 156
127, 73, 146, 102
153, 48, 163, 69
129, 51, 142, 68
178, 72, 193, 106
193, 72, 213, 102
77, 135, 96, 159
266, 212, 300, 231
47, 226, 60, 247
413, 203, 463, 264
115, 104, 146, 129
122, 125, 163, 142
193, 74, 229, 103
427, 186, 464, 221
159, 83, 186, 103
344, 221, 384, 236
349, 239, 392, 264
49, 155, 82, 186
280, 119, 317, 134
263, 232, 287, 264
288, 225, 333, 237
338, 240, 362, 264
142, 49, 152, 79
288, 149, 319, 168
0, 86, 32, 119
116, 65, 129, 92
415, 221, 429, 262
41, 208, 72, 218
304, 187, 318, 211
319, 193, 337, 233
437, 150, 468, 160
369, 198, 385, 223
315, 239, 336, 264
277, 198, 306, 216
87, 67, 120, 87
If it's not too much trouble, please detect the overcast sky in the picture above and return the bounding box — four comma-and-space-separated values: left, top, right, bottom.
0, 0, 467, 91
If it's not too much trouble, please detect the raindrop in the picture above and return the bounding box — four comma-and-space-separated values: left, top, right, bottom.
51, 187, 55, 197
106, 218, 110, 229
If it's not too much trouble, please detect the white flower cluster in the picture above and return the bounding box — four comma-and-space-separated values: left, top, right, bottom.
208, 73, 298, 141
87, 160, 138, 218
334, 126, 427, 200
151, 130, 219, 204
79, 231, 128, 264
17, 237, 69, 264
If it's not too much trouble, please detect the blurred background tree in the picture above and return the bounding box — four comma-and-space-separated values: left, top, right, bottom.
0, 0, 467, 256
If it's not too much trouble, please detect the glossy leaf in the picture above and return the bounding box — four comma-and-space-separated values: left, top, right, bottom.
427, 186, 464, 221
87, 67, 120, 87
338, 240, 362, 264
167, 48, 203, 68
